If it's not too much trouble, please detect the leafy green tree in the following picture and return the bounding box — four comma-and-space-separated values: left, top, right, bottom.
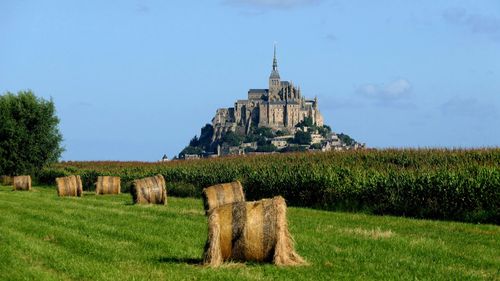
189, 135, 199, 147
338, 133, 356, 146
253, 127, 275, 138
295, 116, 314, 128
244, 127, 275, 145
198, 124, 213, 149
244, 147, 256, 153
222, 131, 244, 147
245, 131, 268, 144
317, 125, 332, 138
244, 134, 258, 143
275, 129, 290, 136
256, 137, 268, 146
0, 90, 63, 175
293, 130, 312, 145
310, 143, 322, 150
256, 144, 277, 152
178, 146, 203, 158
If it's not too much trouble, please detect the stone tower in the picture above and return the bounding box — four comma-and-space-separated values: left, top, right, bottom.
268, 44, 281, 101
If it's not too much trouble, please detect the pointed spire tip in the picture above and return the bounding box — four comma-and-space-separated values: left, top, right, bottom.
272, 43, 278, 71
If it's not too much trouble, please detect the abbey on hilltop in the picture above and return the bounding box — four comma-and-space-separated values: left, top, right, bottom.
176, 47, 363, 159
212, 46, 324, 140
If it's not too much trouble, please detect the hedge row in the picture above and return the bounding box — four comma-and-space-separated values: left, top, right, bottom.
37, 149, 500, 224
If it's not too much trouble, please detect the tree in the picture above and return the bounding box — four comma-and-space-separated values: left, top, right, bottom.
178, 146, 203, 158
317, 125, 332, 138
295, 116, 314, 128
244, 126, 275, 145
244, 134, 258, 143
198, 124, 213, 149
222, 131, 244, 147
0, 90, 63, 175
253, 127, 274, 138
338, 133, 356, 146
293, 131, 312, 145
189, 135, 200, 147
275, 129, 289, 136
310, 143, 322, 150
256, 144, 277, 152
244, 147, 256, 153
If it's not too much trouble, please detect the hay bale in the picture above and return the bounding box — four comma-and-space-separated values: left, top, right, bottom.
95, 176, 121, 195
131, 175, 167, 205
202, 181, 245, 213
13, 175, 31, 191
1, 175, 13, 186
203, 196, 306, 267
56, 175, 83, 197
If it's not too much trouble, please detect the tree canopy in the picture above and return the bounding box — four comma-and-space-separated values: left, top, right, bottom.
293, 130, 312, 145
317, 125, 332, 138
338, 133, 356, 146
198, 124, 214, 149
253, 127, 274, 138
0, 90, 63, 175
256, 144, 277, 152
222, 131, 244, 147
295, 116, 314, 128
178, 145, 203, 158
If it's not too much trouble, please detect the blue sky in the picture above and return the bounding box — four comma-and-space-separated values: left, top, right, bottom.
1, 0, 499, 161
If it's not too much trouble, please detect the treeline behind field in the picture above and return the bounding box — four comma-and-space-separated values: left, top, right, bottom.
38, 149, 500, 224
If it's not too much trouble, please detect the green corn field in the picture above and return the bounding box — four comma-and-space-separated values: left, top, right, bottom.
37, 148, 500, 224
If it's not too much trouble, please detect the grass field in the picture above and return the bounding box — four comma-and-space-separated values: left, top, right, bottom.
0, 186, 498, 281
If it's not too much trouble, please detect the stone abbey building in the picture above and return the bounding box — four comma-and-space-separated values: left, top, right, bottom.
212, 47, 324, 140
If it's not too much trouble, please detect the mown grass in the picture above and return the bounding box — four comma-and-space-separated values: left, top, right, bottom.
0, 185, 498, 281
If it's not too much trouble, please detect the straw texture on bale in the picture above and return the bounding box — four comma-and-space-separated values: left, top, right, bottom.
131, 175, 167, 205
203, 196, 306, 267
56, 175, 83, 197
1, 175, 13, 186
202, 181, 245, 213
95, 176, 121, 195
13, 175, 31, 191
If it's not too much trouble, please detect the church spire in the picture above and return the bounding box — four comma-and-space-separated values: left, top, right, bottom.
269, 43, 281, 99
273, 43, 278, 71
269, 43, 280, 79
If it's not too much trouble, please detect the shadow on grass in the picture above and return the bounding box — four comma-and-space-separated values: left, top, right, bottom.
157, 257, 267, 268
158, 256, 203, 265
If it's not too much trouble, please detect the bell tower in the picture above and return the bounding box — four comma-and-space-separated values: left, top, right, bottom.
268, 44, 281, 100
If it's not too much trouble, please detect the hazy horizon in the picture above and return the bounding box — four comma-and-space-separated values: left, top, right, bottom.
1, 1, 499, 161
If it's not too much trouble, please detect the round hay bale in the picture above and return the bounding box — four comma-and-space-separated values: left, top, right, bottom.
203, 196, 306, 267
1, 175, 13, 186
131, 175, 167, 205
95, 176, 121, 195
56, 175, 83, 197
202, 181, 245, 213
13, 175, 31, 191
